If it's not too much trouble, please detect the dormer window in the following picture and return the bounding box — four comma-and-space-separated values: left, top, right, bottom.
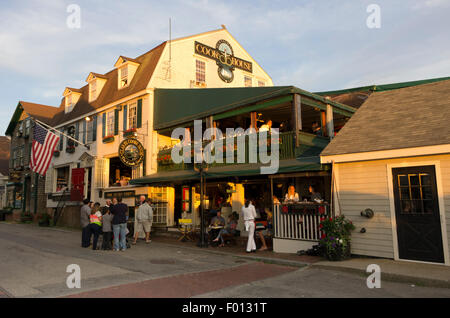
120, 66, 128, 88
63, 87, 82, 113
86, 72, 107, 102
66, 94, 74, 113
90, 80, 97, 100
114, 56, 140, 90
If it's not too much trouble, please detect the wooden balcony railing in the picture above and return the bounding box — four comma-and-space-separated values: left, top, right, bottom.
273, 202, 333, 242
156, 131, 328, 172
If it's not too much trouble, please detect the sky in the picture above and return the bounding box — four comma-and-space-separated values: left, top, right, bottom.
0, 0, 449, 134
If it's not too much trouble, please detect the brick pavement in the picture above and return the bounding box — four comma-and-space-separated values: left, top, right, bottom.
67, 262, 297, 298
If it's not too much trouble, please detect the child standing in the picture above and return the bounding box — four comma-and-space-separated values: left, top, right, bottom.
101, 206, 114, 250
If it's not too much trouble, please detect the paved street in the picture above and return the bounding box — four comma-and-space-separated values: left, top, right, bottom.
0, 222, 449, 298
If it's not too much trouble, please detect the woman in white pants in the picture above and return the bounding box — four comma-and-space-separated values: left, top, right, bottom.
241, 200, 257, 253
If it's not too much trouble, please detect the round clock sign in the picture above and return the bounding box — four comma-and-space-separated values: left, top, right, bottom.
118, 138, 145, 167
216, 40, 235, 83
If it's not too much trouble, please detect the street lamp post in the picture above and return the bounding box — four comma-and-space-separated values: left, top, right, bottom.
194, 159, 208, 248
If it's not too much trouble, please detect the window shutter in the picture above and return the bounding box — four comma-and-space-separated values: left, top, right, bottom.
114, 109, 119, 135
132, 164, 143, 179
102, 113, 106, 138
94, 158, 110, 188
92, 115, 97, 141
45, 168, 54, 193
123, 105, 127, 131
75, 122, 79, 147
82, 120, 86, 144
137, 99, 142, 128
59, 129, 64, 151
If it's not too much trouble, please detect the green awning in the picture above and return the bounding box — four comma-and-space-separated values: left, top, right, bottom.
129, 169, 199, 185
130, 158, 328, 185
154, 86, 356, 130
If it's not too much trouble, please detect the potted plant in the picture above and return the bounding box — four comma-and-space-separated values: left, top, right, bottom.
66, 145, 76, 153
103, 135, 115, 143
53, 150, 60, 157
38, 213, 52, 227
319, 215, 355, 261
20, 211, 33, 223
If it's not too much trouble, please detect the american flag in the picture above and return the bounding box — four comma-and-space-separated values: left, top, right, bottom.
30, 123, 60, 176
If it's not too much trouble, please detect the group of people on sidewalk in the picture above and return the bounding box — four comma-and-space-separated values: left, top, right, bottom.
80, 195, 153, 251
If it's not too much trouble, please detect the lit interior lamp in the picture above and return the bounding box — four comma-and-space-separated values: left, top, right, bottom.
85, 116, 91, 121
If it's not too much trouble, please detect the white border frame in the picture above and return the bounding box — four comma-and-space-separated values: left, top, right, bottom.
386, 160, 449, 266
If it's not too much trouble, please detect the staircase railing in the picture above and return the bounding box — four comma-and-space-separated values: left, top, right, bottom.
53, 190, 68, 226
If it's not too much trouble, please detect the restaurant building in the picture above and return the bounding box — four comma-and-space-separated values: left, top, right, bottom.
321, 79, 450, 265
8, 26, 274, 227
131, 86, 356, 252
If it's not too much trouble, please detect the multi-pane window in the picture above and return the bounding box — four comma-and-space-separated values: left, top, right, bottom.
128, 102, 137, 129
12, 147, 24, 168
56, 166, 70, 192
397, 173, 434, 214
196, 60, 206, 83
258, 81, 265, 87
24, 119, 31, 136
65, 94, 75, 113
120, 66, 128, 87
244, 76, 252, 87
90, 80, 97, 100
106, 111, 115, 136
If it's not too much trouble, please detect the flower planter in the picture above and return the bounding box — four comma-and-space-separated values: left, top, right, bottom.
53, 151, 60, 157
66, 147, 75, 154
123, 129, 137, 138
103, 136, 115, 144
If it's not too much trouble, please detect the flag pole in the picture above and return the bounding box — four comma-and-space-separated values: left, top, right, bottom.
31, 117, 90, 150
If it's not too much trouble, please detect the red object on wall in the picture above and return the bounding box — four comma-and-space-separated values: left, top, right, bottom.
71, 168, 85, 201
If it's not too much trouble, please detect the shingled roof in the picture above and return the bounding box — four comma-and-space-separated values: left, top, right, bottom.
321, 79, 450, 156
50, 41, 166, 126
5, 101, 60, 136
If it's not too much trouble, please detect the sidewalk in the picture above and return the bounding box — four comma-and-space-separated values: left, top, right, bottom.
312, 258, 450, 288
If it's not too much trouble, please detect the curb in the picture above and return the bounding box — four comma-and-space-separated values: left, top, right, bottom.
311, 264, 450, 289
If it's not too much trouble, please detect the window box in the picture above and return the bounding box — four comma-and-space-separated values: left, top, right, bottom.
123, 128, 137, 138
66, 146, 76, 154
103, 135, 115, 144
53, 150, 60, 157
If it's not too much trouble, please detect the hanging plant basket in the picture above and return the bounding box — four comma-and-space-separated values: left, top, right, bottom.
66, 146, 76, 154
53, 150, 60, 157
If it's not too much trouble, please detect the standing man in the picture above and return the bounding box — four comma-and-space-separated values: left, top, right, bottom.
80, 198, 91, 248
110, 196, 128, 251
103, 199, 112, 214
133, 196, 153, 244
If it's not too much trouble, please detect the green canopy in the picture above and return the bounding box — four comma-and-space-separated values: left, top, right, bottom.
129, 158, 328, 185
